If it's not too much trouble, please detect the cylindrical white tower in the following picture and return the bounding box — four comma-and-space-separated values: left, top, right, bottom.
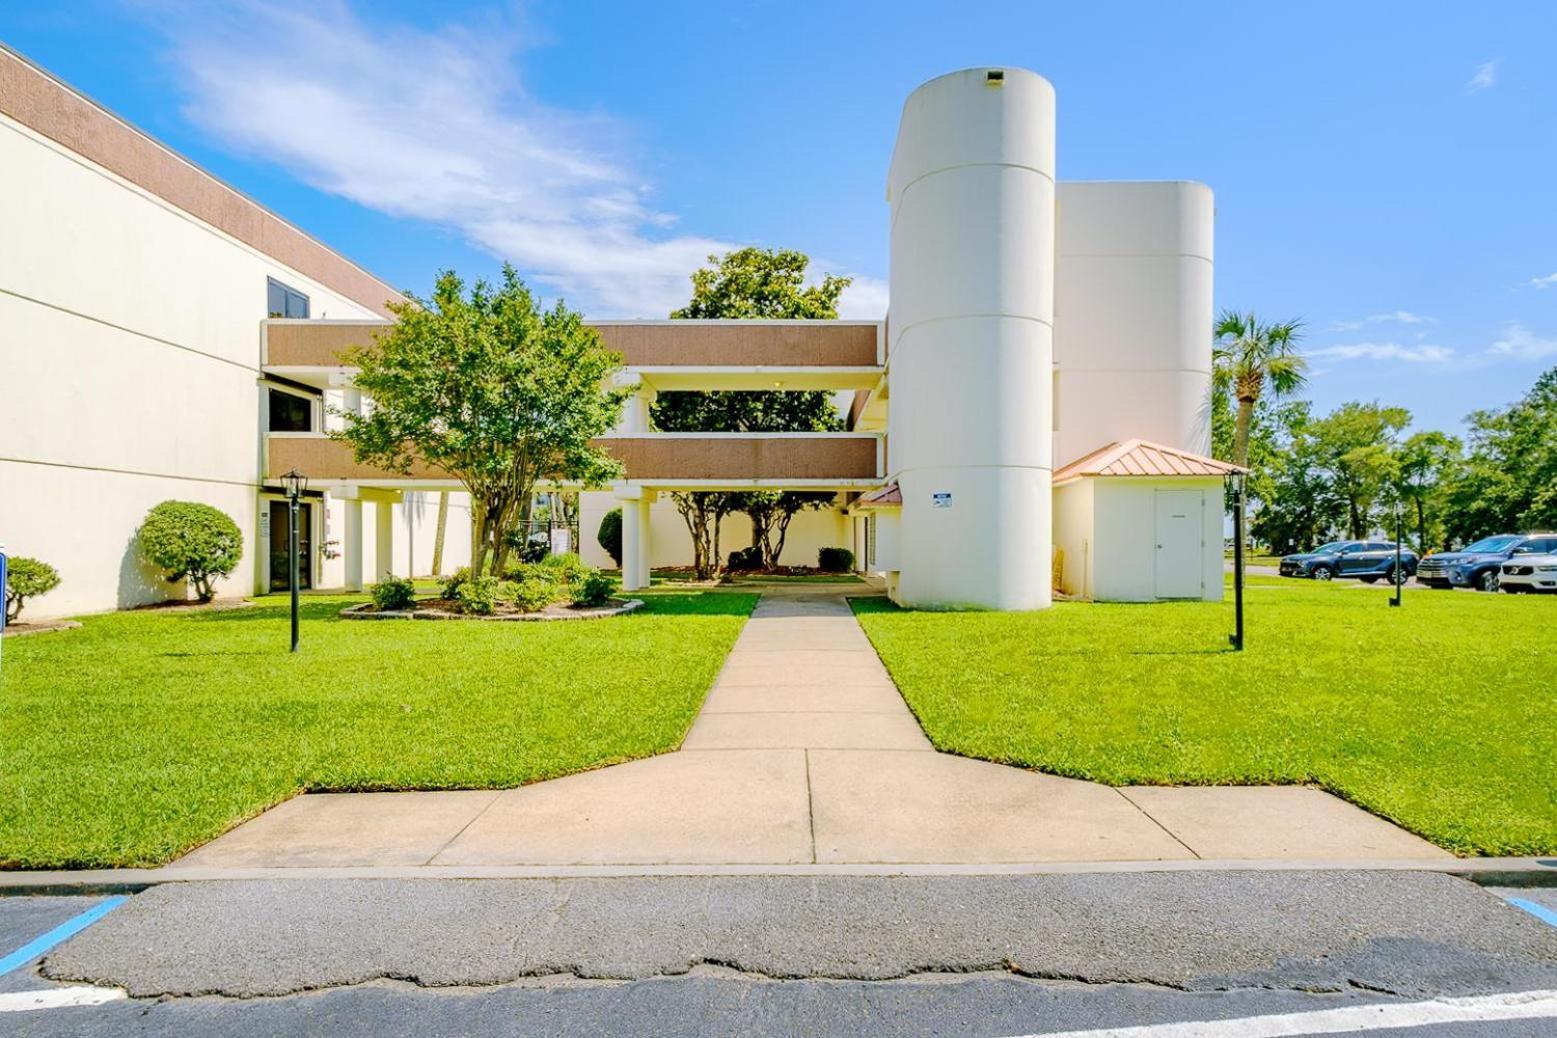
886, 67, 1055, 610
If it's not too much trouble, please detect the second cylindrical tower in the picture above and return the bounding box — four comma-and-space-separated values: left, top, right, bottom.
886, 67, 1055, 609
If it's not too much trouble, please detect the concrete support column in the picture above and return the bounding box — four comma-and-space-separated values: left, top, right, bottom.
374, 498, 394, 582
342, 497, 364, 591
633, 498, 653, 589
616, 485, 654, 591
621, 497, 645, 591
614, 374, 657, 434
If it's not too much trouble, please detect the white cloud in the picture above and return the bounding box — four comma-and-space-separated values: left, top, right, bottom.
1328, 311, 1434, 332
836, 274, 889, 319
1309, 342, 1455, 364
154, 1, 883, 317
1466, 59, 1498, 93
1527, 273, 1557, 289
1487, 323, 1557, 361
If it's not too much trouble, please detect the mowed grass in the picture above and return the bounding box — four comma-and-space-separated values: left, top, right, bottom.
0, 589, 755, 869
853, 578, 1556, 856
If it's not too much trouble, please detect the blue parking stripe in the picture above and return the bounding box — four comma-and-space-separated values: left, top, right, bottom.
0, 896, 129, 977
1508, 897, 1557, 929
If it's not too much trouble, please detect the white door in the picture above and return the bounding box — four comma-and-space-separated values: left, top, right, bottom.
1153, 490, 1203, 599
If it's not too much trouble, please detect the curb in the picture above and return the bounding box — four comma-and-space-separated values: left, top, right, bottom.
1, 857, 1553, 895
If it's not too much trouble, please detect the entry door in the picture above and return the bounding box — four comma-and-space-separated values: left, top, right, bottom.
1153, 490, 1203, 599
268, 500, 312, 591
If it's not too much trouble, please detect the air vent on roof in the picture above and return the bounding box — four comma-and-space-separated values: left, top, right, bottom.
986, 69, 1005, 86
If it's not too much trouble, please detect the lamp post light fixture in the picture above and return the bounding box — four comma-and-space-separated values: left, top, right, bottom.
280, 468, 308, 652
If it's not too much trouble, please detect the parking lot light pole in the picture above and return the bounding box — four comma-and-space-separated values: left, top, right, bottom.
281, 469, 308, 652
1229, 473, 1245, 651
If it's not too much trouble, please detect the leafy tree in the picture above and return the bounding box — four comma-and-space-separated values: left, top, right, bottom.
1248, 402, 1345, 554
1213, 310, 1308, 469
1391, 430, 1462, 552
1308, 402, 1411, 538
1446, 367, 1557, 544
337, 267, 627, 577
674, 492, 741, 581
742, 491, 839, 569
139, 501, 243, 602
4, 556, 61, 622
653, 248, 851, 576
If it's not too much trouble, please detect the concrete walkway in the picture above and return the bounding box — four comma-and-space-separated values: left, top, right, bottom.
174, 588, 1447, 869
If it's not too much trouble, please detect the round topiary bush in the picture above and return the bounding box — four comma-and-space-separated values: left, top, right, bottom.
369, 576, 416, 611
5, 556, 61, 623
597, 508, 623, 567
139, 500, 243, 602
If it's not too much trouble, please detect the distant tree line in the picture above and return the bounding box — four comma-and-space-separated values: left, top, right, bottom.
1213, 313, 1557, 553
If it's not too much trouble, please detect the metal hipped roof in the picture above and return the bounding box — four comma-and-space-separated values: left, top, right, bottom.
1053, 439, 1246, 483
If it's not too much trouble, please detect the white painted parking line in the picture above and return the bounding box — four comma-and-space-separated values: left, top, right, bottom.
0, 986, 127, 1013
1000, 987, 1557, 1037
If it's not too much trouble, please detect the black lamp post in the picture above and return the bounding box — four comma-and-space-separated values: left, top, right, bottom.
1390, 500, 1404, 609
1229, 472, 1246, 651
281, 468, 308, 652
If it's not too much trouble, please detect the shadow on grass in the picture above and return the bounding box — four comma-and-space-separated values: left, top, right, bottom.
185, 600, 354, 623
633, 591, 758, 617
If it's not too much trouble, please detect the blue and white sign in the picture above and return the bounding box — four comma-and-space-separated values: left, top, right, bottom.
931, 491, 953, 508
0, 545, 8, 634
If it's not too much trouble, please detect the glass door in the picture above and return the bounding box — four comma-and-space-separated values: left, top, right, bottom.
268, 500, 312, 591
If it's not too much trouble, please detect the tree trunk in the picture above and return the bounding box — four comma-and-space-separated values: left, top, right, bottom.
1415, 496, 1427, 552
771, 512, 796, 568
431, 492, 449, 576
1233, 397, 1255, 468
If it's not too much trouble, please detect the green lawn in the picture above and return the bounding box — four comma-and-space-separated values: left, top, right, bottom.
0, 589, 755, 869
853, 578, 1556, 856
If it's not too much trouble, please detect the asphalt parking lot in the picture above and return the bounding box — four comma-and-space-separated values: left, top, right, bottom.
1, 871, 1555, 1036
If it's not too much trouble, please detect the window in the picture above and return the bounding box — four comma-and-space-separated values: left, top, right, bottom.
268, 388, 314, 432
267, 278, 310, 318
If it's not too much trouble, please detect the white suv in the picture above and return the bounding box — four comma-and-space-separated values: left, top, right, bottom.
1500, 545, 1557, 594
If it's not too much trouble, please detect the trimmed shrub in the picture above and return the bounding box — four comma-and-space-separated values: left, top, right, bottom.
5, 556, 61, 623
139, 501, 243, 602
574, 571, 616, 608
597, 508, 623, 567
369, 576, 416, 611
440, 566, 472, 600
538, 551, 590, 587
818, 547, 855, 573
455, 575, 503, 615
727, 546, 763, 572
511, 575, 560, 613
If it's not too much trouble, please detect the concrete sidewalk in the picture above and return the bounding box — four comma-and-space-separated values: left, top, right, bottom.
173, 589, 1447, 869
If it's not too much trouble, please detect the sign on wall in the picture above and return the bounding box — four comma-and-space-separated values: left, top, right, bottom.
931, 491, 953, 508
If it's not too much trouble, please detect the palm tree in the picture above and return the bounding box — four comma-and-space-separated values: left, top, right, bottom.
1213, 310, 1308, 468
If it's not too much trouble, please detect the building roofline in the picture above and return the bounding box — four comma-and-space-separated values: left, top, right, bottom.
0, 41, 402, 318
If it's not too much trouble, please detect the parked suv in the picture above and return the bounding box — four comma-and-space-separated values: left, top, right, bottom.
1501, 542, 1557, 594
1416, 533, 1557, 592
1278, 540, 1418, 584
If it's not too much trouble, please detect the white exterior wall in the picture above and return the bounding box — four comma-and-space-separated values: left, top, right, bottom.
1053, 182, 1215, 467
1088, 478, 1223, 602
886, 68, 1055, 610
0, 111, 380, 617
1051, 479, 1095, 598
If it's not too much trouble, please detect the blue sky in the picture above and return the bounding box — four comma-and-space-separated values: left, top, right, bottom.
5, 1, 1556, 434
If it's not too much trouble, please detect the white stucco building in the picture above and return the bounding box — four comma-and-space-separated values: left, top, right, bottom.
2, 51, 1234, 618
